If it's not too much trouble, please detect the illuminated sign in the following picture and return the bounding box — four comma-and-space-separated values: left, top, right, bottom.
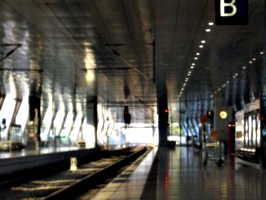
215, 0, 248, 25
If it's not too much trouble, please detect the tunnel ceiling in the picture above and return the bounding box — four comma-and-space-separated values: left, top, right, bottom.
0, 0, 265, 124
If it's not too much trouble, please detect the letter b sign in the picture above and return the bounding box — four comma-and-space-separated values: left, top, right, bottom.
215, 0, 248, 25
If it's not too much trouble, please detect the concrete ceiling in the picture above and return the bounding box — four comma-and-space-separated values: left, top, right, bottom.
0, 0, 265, 124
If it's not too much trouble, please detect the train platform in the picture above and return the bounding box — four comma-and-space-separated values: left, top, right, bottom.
91, 146, 266, 200
1, 145, 266, 199
0, 146, 102, 177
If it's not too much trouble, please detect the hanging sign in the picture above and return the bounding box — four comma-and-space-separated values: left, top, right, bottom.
215, 0, 248, 25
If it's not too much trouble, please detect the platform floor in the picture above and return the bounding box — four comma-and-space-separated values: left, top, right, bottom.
94, 146, 266, 200
2, 146, 266, 199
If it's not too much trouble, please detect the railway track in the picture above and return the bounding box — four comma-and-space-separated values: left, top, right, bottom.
0, 146, 147, 200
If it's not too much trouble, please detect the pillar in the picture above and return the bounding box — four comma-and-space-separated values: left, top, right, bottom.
155, 63, 168, 147
213, 96, 232, 153
29, 95, 41, 149
86, 96, 98, 148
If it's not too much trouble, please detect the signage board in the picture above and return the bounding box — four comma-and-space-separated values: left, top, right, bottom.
215, 0, 248, 25
200, 115, 208, 123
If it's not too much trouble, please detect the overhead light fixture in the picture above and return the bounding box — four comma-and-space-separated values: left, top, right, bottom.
190, 66, 194, 69
199, 45, 204, 48
194, 57, 198, 60
208, 22, 214, 25
206, 29, 211, 32
243, 66, 246, 69
196, 53, 200, 56
252, 58, 256, 61
188, 71, 191, 74
201, 40, 206, 43
249, 61, 253, 64
260, 52, 264, 55
192, 63, 195, 66
235, 73, 238, 76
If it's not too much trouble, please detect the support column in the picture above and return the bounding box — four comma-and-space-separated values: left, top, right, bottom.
213, 95, 232, 153
29, 95, 41, 149
155, 63, 168, 147
86, 96, 98, 148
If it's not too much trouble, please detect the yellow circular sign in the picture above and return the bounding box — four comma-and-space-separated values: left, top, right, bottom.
219, 111, 227, 119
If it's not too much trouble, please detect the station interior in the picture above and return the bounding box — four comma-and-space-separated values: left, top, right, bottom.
1, 0, 266, 199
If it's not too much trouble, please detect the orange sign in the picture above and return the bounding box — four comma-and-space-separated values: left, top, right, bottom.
200, 115, 208, 123
210, 131, 217, 139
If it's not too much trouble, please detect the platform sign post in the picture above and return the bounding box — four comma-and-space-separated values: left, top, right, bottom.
70, 157, 78, 171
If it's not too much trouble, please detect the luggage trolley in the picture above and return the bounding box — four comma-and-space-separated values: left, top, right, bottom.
203, 141, 224, 166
